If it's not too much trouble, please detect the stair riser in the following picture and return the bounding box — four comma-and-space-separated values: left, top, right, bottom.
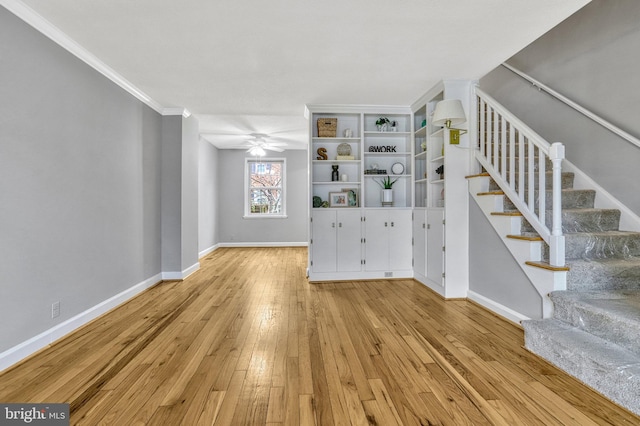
522, 209, 621, 233
489, 173, 574, 191
563, 233, 640, 260
523, 319, 640, 416
567, 261, 640, 291
503, 190, 595, 211
481, 155, 554, 171
550, 292, 640, 356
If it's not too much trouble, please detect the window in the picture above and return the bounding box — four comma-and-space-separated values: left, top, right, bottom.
244, 158, 286, 218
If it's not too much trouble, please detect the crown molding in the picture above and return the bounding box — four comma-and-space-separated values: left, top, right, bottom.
2, 0, 168, 114
305, 104, 412, 115
163, 108, 192, 118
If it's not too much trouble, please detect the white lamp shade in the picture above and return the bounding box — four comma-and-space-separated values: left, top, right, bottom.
432, 99, 466, 127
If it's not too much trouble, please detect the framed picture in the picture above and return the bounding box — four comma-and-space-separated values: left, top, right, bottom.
342, 188, 358, 207
329, 192, 348, 207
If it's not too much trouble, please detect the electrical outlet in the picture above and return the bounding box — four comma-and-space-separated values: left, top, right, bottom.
51, 301, 60, 318
384, 272, 393, 278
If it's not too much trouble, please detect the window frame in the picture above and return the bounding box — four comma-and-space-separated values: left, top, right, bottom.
244, 157, 287, 219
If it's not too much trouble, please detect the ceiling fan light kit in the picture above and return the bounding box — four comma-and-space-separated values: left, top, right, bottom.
243, 133, 286, 155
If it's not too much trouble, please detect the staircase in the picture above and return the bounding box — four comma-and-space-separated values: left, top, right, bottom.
470, 169, 640, 416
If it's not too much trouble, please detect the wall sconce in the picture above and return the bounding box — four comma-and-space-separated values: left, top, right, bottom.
432, 99, 467, 144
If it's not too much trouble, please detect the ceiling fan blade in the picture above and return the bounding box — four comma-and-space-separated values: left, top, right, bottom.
264, 146, 284, 152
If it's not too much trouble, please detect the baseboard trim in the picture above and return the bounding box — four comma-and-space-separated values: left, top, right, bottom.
467, 290, 530, 325
199, 244, 220, 258
161, 261, 200, 281
0, 272, 163, 373
218, 242, 308, 248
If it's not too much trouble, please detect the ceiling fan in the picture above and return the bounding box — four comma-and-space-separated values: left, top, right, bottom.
242, 133, 286, 155
197, 114, 307, 151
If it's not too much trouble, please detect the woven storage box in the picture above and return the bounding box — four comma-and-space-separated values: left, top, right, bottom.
317, 118, 337, 137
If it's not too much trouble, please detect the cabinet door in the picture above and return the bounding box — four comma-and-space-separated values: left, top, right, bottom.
412, 210, 426, 276
388, 210, 413, 271
336, 209, 362, 272
311, 210, 337, 273
426, 209, 445, 285
364, 209, 389, 271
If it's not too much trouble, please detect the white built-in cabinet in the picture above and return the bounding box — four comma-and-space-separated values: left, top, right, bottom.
310, 209, 361, 273
306, 105, 414, 281
411, 80, 473, 298
412, 210, 426, 277
306, 82, 471, 292
364, 209, 412, 274
425, 209, 445, 285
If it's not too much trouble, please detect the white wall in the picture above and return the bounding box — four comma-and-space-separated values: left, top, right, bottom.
217, 150, 308, 245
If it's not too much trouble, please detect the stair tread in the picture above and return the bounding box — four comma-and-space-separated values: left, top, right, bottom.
491, 211, 522, 216
507, 234, 543, 241
525, 261, 570, 271
561, 208, 620, 213
568, 256, 640, 266
465, 172, 490, 179
565, 230, 640, 236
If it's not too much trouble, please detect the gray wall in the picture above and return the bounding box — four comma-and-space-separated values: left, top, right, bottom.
0, 7, 164, 351
480, 0, 640, 215
161, 116, 183, 273
218, 150, 308, 244
181, 115, 200, 271
468, 198, 543, 319
198, 140, 220, 255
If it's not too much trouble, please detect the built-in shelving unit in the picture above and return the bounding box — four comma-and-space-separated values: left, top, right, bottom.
306, 82, 472, 291
362, 113, 412, 208
306, 105, 414, 282
413, 113, 428, 208
411, 80, 472, 298
310, 112, 362, 207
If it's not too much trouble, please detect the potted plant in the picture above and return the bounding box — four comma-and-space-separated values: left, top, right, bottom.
375, 175, 399, 206
376, 117, 390, 131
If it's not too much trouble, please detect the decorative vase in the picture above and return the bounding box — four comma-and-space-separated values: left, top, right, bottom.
381, 189, 393, 207
331, 164, 339, 181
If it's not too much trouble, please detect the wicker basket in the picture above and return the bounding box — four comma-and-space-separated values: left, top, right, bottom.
317, 118, 337, 137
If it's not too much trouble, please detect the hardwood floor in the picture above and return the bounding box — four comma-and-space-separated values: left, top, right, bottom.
1, 247, 638, 425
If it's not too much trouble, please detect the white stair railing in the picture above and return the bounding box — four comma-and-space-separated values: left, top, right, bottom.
475, 87, 565, 267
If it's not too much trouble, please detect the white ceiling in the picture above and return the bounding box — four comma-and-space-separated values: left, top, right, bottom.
12, 0, 589, 150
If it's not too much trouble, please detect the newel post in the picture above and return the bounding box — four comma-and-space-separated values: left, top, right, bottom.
549, 142, 565, 267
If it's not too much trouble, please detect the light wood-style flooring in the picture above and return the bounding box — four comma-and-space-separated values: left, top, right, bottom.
0, 247, 638, 425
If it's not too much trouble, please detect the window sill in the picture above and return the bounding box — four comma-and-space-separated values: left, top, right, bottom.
243, 215, 288, 219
